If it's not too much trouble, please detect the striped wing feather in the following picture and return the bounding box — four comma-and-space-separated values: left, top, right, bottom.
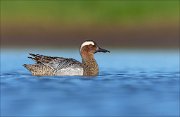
28, 53, 82, 70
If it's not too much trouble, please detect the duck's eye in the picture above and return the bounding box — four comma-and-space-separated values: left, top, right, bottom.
89, 44, 93, 48
87, 44, 93, 50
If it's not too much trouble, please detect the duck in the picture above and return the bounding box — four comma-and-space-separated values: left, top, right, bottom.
23, 40, 110, 76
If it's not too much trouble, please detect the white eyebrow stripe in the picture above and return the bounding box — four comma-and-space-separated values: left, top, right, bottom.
80, 41, 95, 50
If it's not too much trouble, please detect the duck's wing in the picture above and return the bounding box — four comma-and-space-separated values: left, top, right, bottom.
28, 53, 82, 70
28, 53, 61, 64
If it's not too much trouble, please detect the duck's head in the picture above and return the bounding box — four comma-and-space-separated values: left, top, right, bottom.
80, 40, 110, 56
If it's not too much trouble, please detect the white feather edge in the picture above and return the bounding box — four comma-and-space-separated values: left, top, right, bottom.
80, 41, 95, 51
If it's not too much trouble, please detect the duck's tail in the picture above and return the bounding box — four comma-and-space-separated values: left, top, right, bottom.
23, 64, 35, 71
23, 64, 53, 76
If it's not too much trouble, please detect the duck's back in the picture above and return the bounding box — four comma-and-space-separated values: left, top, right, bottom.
24, 54, 83, 76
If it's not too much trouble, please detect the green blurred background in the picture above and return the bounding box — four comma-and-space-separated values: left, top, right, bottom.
1, 0, 179, 48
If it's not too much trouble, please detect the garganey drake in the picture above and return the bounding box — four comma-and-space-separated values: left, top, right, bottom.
24, 40, 110, 76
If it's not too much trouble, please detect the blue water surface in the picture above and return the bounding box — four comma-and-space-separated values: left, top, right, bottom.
0, 48, 179, 116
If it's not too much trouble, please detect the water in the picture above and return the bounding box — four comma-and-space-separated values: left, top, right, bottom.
1, 49, 179, 116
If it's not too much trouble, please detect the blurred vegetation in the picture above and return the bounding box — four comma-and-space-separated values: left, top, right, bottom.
1, 0, 179, 26
1, 0, 179, 48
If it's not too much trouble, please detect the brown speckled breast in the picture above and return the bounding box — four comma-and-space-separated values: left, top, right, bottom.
82, 59, 99, 76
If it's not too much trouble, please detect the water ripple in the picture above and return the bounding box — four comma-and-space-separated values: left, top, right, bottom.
1, 53, 179, 116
